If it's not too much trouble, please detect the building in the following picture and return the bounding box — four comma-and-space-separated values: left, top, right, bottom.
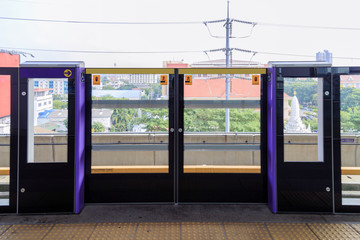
340, 75, 360, 88
47, 109, 68, 132
316, 50, 333, 64
190, 59, 265, 68
92, 109, 113, 132
34, 78, 68, 95
0, 52, 19, 134
128, 74, 158, 86
92, 90, 142, 100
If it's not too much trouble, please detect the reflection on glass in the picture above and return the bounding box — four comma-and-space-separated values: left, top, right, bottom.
340, 75, 360, 205
91, 74, 169, 174
28, 78, 68, 163
0, 75, 11, 205
184, 73, 261, 174
283, 78, 323, 162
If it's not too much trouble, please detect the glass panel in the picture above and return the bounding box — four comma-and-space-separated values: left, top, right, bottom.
283, 78, 323, 162
183, 73, 261, 173
91, 74, 168, 174
340, 75, 360, 205
28, 78, 68, 163
0, 75, 10, 205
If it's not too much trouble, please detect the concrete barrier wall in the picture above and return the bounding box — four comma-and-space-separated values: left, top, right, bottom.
0, 134, 359, 167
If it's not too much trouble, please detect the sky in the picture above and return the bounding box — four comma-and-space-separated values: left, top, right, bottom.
1, 0, 360, 67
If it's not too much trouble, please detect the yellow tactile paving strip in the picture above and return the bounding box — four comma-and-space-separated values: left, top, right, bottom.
266, 223, 318, 240
181, 222, 225, 240
90, 222, 137, 240
43, 223, 96, 240
0, 224, 52, 240
135, 222, 179, 240
0, 222, 360, 239
308, 223, 360, 240
0, 226, 10, 237
224, 222, 271, 240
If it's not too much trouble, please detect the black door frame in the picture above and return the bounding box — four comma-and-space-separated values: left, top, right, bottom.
0, 68, 18, 213
333, 66, 360, 213
18, 68, 76, 213
177, 71, 268, 203
274, 65, 333, 212
84, 71, 175, 203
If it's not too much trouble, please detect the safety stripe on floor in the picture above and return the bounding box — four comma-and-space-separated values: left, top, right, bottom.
0, 222, 359, 240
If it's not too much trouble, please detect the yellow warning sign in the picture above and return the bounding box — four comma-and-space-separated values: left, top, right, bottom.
93, 75, 101, 85
252, 75, 260, 85
185, 75, 192, 85
64, 69, 72, 78
160, 75, 168, 85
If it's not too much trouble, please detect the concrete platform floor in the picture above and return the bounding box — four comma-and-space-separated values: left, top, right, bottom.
1, 204, 360, 239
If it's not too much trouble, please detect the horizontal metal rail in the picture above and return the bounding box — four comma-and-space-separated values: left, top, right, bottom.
86, 68, 174, 74
178, 68, 266, 74
92, 143, 260, 151
185, 100, 260, 109
92, 100, 260, 109
92, 100, 168, 109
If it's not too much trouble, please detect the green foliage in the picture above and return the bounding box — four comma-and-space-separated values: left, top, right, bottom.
92, 94, 117, 100
138, 108, 168, 131
111, 108, 136, 132
109, 107, 261, 133
102, 85, 116, 90
183, 108, 260, 132
144, 84, 162, 100
53, 100, 67, 109
119, 84, 137, 90
63, 118, 68, 130
92, 122, 105, 132
230, 109, 260, 132
284, 78, 317, 105
303, 118, 317, 132
52, 94, 66, 101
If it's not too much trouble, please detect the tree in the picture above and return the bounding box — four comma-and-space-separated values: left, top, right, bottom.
53, 100, 67, 109
102, 85, 116, 90
111, 108, 136, 132
230, 109, 260, 132
119, 84, 137, 90
138, 108, 168, 131
92, 122, 105, 132
63, 118, 68, 130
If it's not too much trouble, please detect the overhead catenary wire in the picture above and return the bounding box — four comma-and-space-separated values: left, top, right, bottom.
2, 46, 360, 60
0, 16, 203, 25
1, 16, 360, 31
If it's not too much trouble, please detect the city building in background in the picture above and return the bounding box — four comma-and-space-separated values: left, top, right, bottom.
0, 52, 19, 134
34, 78, 68, 94
316, 50, 333, 64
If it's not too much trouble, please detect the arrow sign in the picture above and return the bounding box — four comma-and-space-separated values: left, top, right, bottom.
64, 69, 72, 78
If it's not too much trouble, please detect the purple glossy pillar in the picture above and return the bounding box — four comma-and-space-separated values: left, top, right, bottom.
75, 67, 85, 214
267, 67, 277, 213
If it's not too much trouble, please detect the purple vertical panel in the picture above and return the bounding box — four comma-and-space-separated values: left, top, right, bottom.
74, 67, 85, 213
267, 67, 277, 213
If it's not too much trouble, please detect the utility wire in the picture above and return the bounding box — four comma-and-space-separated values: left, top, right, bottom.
0, 16, 203, 25
1, 16, 360, 31
257, 21, 360, 31
2, 46, 360, 60
0, 46, 202, 54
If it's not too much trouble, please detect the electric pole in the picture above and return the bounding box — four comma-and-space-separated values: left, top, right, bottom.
225, 0, 231, 132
